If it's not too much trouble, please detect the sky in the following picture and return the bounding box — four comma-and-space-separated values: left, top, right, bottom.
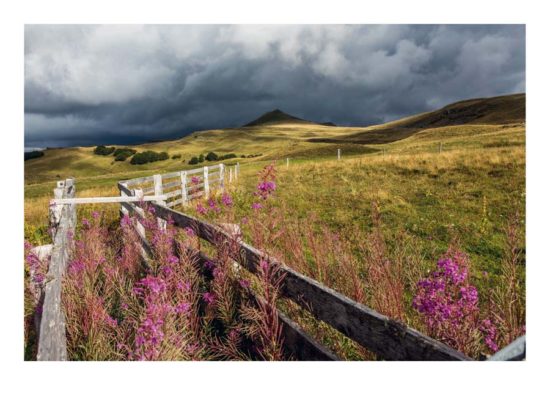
24, 24, 525, 148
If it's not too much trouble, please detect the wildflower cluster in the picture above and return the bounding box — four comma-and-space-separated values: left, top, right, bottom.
413, 249, 498, 355
251, 163, 277, 211
195, 192, 234, 217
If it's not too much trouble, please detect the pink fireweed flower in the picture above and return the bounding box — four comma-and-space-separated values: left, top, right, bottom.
91, 211, 100, 220
255, 181, 276, 200
480, 318, 499, 353
134, 276, 167, 296
120, 214, 132, 227
168, 255, 179, 264
252, 202, 262, 210
175, 302, 191, 314
221, 193, 233, 207
412, 251, 490, 353
184, 227, 195, 237
82, 218, 91, 228
202, 292, 215, 305
259, 259, 269, 271
196, 203, 207, 215
191, 176, 200, 185
207, 198, 221, 213
106, 315, 118, 328
239, 279, 250, 289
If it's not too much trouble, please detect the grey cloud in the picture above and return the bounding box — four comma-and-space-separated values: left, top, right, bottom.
24, 24, 525, 147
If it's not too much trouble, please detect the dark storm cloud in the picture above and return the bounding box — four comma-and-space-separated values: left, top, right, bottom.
24, 24, 525, 147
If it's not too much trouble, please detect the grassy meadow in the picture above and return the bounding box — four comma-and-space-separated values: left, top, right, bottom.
24, 94, 525, 359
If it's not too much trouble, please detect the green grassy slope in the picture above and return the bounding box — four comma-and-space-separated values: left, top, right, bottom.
24, 93, 526, 254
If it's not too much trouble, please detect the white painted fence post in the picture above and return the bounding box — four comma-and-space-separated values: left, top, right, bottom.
203, 166, 210, 199
180, 171, 188, 207
229, 167, 233, 183
219, 163, 225, 191
286, 157, 289, 168
337, 149, 341, 160
153, 174, 166, 230
133, 188, 147, 244
120, 182, 129, 217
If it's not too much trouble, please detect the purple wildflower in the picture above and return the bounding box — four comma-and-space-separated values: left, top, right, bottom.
202, 292, 215, 305
221, 193, 233, 207
196, 203, 207, 215
175, 302, 191, 314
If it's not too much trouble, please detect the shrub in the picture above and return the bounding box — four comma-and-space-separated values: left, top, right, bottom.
219, 153, 237, 160
94, 145, 115, 156
198, 154, 205, 163
114, 152, 133, 162
172, 154, 182, 160
130, 150, 169, 165
113, 148, 136, 157
24, 151, 44, 161
188, 156, 199, 165
205, 152, 218, 161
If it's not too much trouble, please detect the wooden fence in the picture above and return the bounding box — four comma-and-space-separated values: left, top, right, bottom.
36, 178, 76, 361
33, 170, 525, 361
119, 163, 238, 210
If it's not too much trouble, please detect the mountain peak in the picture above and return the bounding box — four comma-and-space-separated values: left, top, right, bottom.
244, 108, 315, 127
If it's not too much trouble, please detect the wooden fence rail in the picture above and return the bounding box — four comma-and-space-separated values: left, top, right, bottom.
37, 178, 76, 361
141, 200, 470, 361
120, 163, 237, 208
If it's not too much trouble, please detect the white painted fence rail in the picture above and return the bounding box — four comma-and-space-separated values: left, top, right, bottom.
120, 163, 238, 209
51, 195, 167, 205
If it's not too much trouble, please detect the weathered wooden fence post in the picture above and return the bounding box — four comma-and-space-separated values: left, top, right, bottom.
134, 188, 147, 244
219, 163, 225, 191
38, 178, 76, 361
120, 182, 129, 217
153, 174, 167, 230
337, 149, 341, 160
203, 166, 210, 199
180, 171, 188, 207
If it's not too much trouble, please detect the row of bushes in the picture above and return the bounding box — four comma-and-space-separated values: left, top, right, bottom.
94, 146, 138, 161
188, 152, 237, 165
130, 150, 169, 165
114, 148, 137, 162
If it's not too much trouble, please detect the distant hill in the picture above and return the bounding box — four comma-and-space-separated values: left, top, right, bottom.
392, 93, 525, 129
308, 93, 525, 145
244, 109, 318, 127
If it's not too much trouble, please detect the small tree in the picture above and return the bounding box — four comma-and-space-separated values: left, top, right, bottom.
206, 152, 219, 161
189, 156, 199, 165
